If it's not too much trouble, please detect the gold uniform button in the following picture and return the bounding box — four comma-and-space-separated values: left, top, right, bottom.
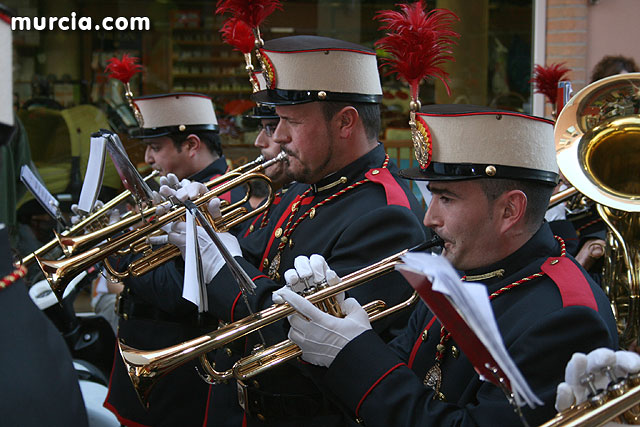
421, 329, 428, 341
451, 345, 459, 359
224, 348, 232, 357
257, 414, 266, 422
485, 165, 497, 176
309, 208, 316, 219
262, 259, 269, 268
371, 169, 380, 175
289, 239, 294, 248
178, 124, 186, 132
274, 228, 283, 238
249, 224, 254, 233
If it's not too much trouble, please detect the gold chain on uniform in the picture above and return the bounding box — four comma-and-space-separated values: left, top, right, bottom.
423, 235, 567, 401
267, 155, 391, 280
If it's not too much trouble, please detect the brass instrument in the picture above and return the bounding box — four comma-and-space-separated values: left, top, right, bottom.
541, 373, 640, 426
118, 236, 443, 407
555, 72, 640, 349
52, 155, 266, 258
35, 154, 283, 300
19, 170, 159, 267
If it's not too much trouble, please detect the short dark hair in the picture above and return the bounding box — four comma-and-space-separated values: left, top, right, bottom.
479, 178, 555, 232
321, 102, 381, 140
167, 130, 223, 157
591, 55, 639, 83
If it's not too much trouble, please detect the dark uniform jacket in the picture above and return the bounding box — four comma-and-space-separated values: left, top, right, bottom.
321, 223, 618, 426
104, 156, 245, 427
203, 144, 428, 426
0, 226, 89, 427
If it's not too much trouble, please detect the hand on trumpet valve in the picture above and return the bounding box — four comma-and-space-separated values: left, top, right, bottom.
555, 348, 640, 412
149, 198, 241, 283
280, 254, 342, 295
71, 201, 119, 225
273, 255, 370, 368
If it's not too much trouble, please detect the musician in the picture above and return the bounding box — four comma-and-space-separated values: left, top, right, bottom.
0, 4, 88, 425
274, 105, 619, 426
104, 93, 243, 426
239, 104, 292, 238
170, 35, 428, 426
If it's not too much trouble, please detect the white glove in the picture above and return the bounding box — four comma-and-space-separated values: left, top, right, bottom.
272, 286, 371, 368
278, 254, 341, 296
158, 220, 241, 283
555, 348, 639, 412
70, 200, 104, 225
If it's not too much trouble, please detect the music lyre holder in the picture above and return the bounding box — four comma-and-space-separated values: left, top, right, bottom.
486, 363, 530, 427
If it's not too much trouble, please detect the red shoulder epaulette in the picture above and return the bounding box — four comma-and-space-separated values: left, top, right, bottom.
541, 257, 598, 311
365, 167, 410, 209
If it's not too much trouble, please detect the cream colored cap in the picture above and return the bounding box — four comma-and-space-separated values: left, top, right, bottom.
132, 92, 218, 138
252, 35, 382, 105
400, 105, 559, 185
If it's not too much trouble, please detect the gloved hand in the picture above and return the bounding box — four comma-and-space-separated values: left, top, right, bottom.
157, 220, 241, 283
555, 348, 640, 412
278, 254, 341, 295
272, 285, 371, 368
154, 174, 208, 216
71, 200, 120, 225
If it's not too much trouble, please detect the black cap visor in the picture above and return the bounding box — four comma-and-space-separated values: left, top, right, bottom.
400, 162, 559, 186
251, 89, 382, 106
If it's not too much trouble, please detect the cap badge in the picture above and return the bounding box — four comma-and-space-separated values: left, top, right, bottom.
411, 111, 432, 170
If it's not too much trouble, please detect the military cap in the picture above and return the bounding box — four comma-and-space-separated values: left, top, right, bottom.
400, 104, 559, 185
130, 92, 218, 138
251, 35, 383, 105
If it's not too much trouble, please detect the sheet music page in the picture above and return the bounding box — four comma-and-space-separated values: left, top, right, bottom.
397, 252, 542, 408
19, 164, 60, 220
183, 211, 207, 312
102, 130, 153, 203
77, 135, 107, 214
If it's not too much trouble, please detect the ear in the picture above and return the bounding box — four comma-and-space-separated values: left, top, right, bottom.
183, 134, 201, 157
497, 189, 528, 234
333, 106, 359, 139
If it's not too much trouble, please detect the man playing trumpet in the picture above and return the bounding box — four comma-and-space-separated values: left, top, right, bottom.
274, 104, 619, 426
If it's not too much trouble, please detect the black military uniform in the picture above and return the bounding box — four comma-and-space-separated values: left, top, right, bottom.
203, 144, 427, 426
104, 92, 245, 426
323, 222, 618, 426
285, 104, 620, 426
105, 156, 245, 427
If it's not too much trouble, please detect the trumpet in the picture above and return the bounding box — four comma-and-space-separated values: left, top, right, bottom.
541, 373, 640, 426
18, 170, 159, 267
52, 155, 267, 259
118, 236, 443, 407
35, 153, 284, 300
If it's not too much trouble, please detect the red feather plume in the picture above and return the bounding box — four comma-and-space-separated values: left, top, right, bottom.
216, 0, 283, 29
375, 2, 460, 100
220, 18, 256, 54
104, 54, 142, 84
530, 62, 571, 105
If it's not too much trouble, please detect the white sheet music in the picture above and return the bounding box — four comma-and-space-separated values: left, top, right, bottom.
78, 135, 107, 214
397, 252, 542, 408
19, 165, 60, 220
183, 212, 208, 312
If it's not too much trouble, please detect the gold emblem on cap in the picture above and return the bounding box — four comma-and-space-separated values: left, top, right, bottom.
485, 165, 497, 176
274, 228, 283, 238
179, 124, 186, 131
318, 91, 327, 100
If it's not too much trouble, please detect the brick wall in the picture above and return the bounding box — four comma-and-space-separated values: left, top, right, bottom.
545, 0, 589, 114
